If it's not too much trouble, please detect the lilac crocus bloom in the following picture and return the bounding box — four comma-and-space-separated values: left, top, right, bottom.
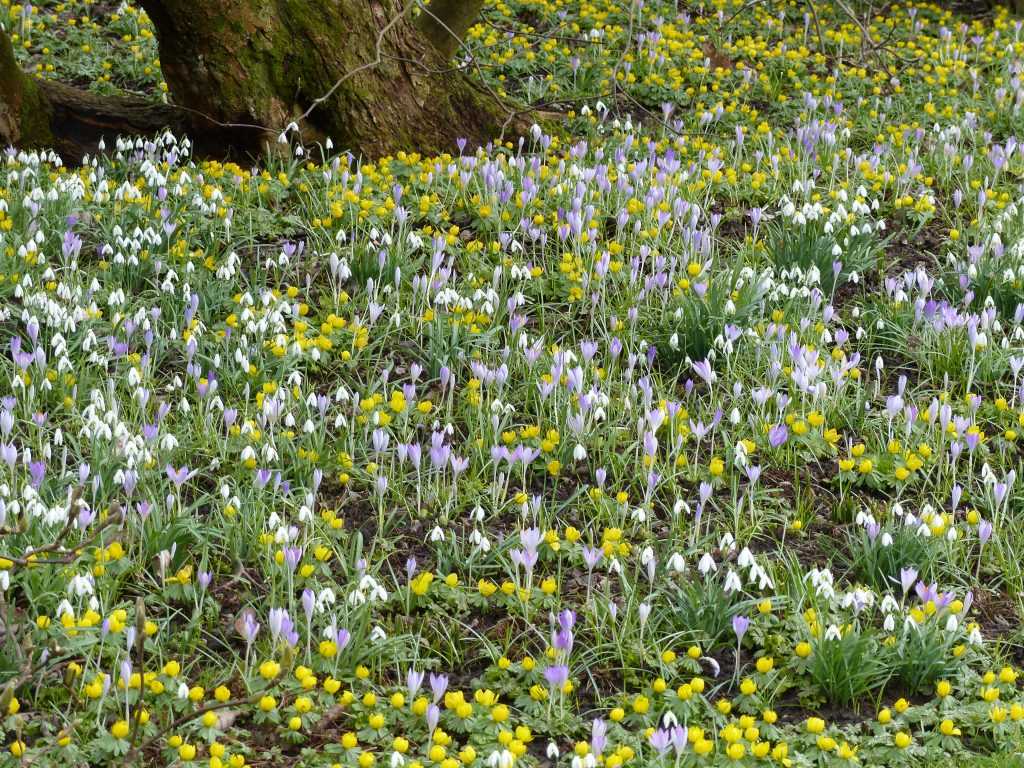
429, 673, 448, 703
915, 581, 939, 604
28, 461, 45, 489
993, 482, 1009, 507
426, 703, 440, 734
671, 726, 688, 755
240, 613, 260, 644
407, 669, 425, 698
335, 628, 351, 651
269, 608, 297, 646
732, 614, 750, 643
544, 664, 569, 689
283, 546, 303, 571
899, 566, 918, 594
692, 358, 715, 387
646, 727, 670, 754
165, 464, 191, 488
979, 519, 993, 545
582, 547, 603, 570
768, 423, 788, 448
591, 718, 607, 755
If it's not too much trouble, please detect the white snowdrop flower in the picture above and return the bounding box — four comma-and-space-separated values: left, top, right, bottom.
697, 553, 717, 575
429, 526, 445, 542
723, 569, 742, 594
750, 564, 774, 590
667, 553, 687, 573
737, 547, 755, 569
470, 529, 491, 553
68, 574, 95, 597
734, 440, 748, 468
316, 589, 336, 612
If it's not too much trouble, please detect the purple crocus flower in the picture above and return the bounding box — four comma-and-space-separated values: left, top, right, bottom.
979, 519, 993, 545
671, 726, 688, 755
768, 424, 788, 448
28, 460, 45, 489
165, 464, 192, 488
591, 718, 607, 756
691, 358, 715, 387
283, 546, 303, 572
915, 581, 940, 604
268, 608, 298, 646
582, 546, 603, 570
407, 669, 425, 698
899, 566, 918, 594
240, 613, 260, 644
335, 628, 351, 651
732, 614, 750, 643
544, 664, 569, 689
429, 673, 448, 703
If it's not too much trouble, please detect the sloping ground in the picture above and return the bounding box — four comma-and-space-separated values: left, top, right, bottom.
1, 0, 1024, 766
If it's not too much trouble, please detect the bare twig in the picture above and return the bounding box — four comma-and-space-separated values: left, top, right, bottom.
0, 492, 123, 569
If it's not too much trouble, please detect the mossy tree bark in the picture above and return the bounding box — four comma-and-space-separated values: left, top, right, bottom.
417, 0, 486, 60
137, 0, 511, 157
0, 26, 197, 162
0, 25, 53, 150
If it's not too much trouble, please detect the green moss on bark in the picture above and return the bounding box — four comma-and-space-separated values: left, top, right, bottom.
0, 26, 54, 148
417, 0, 485, 59
138, 0, 519, 158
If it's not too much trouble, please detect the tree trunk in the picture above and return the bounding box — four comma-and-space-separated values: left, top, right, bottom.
0, 25, 54, 151
0, 27, 205, 163
138, 0, 512, 157
417, 0, 486, 60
